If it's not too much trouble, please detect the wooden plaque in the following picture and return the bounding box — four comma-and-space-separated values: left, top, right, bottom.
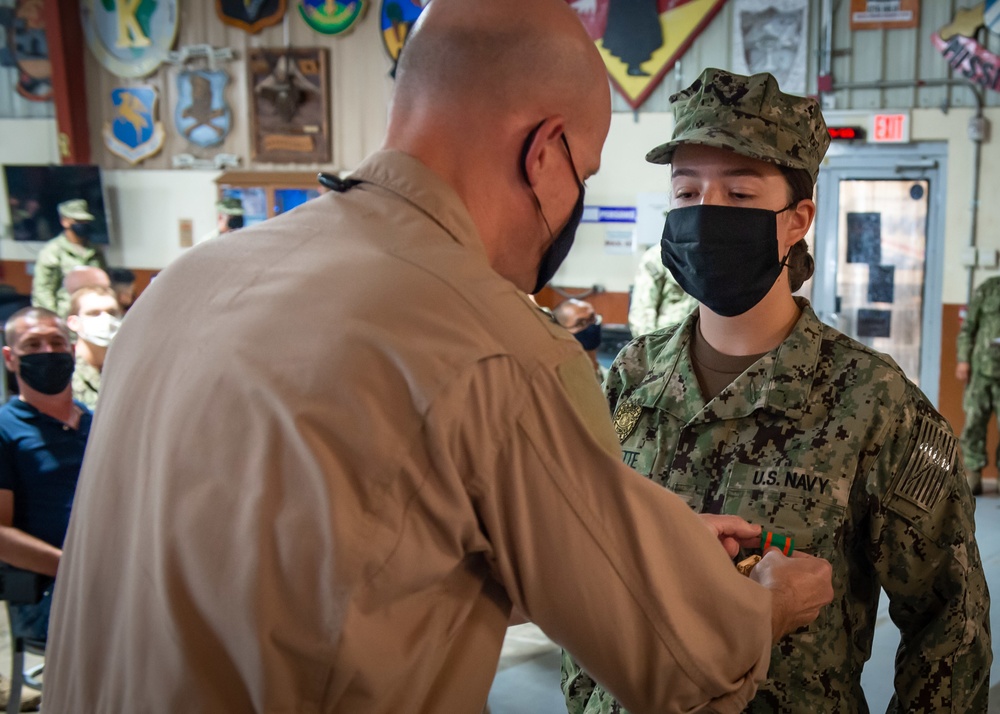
248, 47, 330, 163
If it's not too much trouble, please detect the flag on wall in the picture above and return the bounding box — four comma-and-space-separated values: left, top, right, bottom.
567, 0, 727, 110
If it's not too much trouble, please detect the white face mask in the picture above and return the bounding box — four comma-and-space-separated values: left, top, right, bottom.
77, 312, 121, 347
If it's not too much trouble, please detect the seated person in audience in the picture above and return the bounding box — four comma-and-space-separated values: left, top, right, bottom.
107, 267, 137, 312
0, 307, 90, 643
553, 298, 604, 381
60, 266, 110, 317
65, 287, 122, 410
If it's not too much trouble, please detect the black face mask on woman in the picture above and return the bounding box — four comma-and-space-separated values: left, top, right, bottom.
660, 203, 794, 317
520, 123, 586, 295
17, 352, 75, 395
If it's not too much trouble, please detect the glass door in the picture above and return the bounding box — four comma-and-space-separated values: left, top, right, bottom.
814, 144, 947, 404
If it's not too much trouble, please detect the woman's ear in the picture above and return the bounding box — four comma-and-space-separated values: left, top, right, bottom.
784, 198, 816, 246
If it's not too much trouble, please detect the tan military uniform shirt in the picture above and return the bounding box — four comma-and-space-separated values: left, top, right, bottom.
45, 151, 774, 714
567, 302, 991, 713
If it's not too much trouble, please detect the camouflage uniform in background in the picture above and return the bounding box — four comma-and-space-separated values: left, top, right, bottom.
626, 244, 697, 337
31, 235, 107, 317
956, 275, 1000, 479
72, 352, 101, 411
563, 302, 991, 713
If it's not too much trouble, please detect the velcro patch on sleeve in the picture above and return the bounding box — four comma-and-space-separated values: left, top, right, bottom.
892, 416, 956, 512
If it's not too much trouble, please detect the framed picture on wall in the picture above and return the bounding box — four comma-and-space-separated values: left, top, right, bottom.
247, 47, 331, 163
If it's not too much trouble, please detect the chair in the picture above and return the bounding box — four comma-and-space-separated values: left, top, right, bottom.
0, 566, 47, 714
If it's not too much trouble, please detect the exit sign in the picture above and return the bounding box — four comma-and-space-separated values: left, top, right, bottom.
871, 113, 910, 143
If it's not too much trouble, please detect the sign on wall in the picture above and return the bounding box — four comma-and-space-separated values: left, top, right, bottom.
932, 6, 1000, 95
849, 0, 919, 31
380, 0, 427, 74
216, 0, 286, 34
81, 0, 179, 78
567, 0, 728, 110
248, 47, 331, 162
298, 0, 367, 35
730, 0, 808, 94
10, 0, 52, 101
103, 86, 166, 164
988, 0, 1000, 35
175, 69, 232, 148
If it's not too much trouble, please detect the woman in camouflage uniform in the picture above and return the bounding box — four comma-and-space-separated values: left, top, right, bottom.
562, 68, 991, 713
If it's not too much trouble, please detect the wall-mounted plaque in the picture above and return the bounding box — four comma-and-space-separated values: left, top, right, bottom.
81, 0, 179, 78
103, 86, 166, 164
248, 47, 330, 163
216, 0, 286, 34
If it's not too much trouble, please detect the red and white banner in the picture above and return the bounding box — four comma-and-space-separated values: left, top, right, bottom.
931, 32, 1000, 94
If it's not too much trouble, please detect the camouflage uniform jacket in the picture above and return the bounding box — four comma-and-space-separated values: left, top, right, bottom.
72, 352, 101, 412
627, 245, 697, 338
957, 275, 1000, 379
565, 299, 991, 713
31, 234, 107, 316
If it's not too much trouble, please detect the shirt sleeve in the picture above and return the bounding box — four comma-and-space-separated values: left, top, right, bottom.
870, 394, 991, 711
31, 245, 61, 312
0, 425, 15, 492
426, 354, 773, 714
956, 281, 984, 364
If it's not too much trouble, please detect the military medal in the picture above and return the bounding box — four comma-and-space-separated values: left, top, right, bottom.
736, 554, 761, 576
761, 530, 795, 556
613, 401, 641, 443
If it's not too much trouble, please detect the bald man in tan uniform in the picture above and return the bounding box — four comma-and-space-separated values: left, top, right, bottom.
42, 1, 832, 712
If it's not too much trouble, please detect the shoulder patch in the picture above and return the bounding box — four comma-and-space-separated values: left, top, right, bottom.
891, 416, 956, 512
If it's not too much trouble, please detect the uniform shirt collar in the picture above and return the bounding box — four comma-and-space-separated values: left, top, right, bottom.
349, 150, 486, 259
4, 394, 90, 422
56, 234, 97, 259
632, 298, 822, 423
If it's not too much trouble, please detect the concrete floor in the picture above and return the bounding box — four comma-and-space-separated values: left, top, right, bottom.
488, 484, 1000, 713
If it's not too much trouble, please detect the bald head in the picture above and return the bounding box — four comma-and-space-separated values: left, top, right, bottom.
389, 0, 609, 146
383, 0, 611, 293
64, 266, 110, 297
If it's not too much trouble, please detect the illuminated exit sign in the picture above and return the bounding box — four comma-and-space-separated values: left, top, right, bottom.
871, 113, 910, 143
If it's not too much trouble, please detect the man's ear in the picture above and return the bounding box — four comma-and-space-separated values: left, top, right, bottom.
2, 346, 15, 374
520, 116, 566, 188
66, 314, 80, 334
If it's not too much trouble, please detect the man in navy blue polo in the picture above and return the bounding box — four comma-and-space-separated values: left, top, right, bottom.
0, 306, 90, 643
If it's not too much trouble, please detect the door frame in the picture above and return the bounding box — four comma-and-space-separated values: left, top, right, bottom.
814, 141, 948, 405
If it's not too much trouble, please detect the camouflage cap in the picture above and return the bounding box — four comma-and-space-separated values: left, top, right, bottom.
216, 196, 244, 216
57, 199, 95, 221
646, 68, 831, 183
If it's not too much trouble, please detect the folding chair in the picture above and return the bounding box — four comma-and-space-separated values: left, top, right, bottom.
0, 566, 47, 714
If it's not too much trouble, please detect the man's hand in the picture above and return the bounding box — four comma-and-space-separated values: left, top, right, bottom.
698, 514, 762, 558
956, 361, 970, 383
750, 549, 833, 643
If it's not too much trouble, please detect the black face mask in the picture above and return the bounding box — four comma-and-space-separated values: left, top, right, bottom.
660, 204, 793, 317
226, 215, 244, 230
573, 321, 603, 351
70, 222, 92, 239
17, 352, 75, 395
521, 124, 586, 295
